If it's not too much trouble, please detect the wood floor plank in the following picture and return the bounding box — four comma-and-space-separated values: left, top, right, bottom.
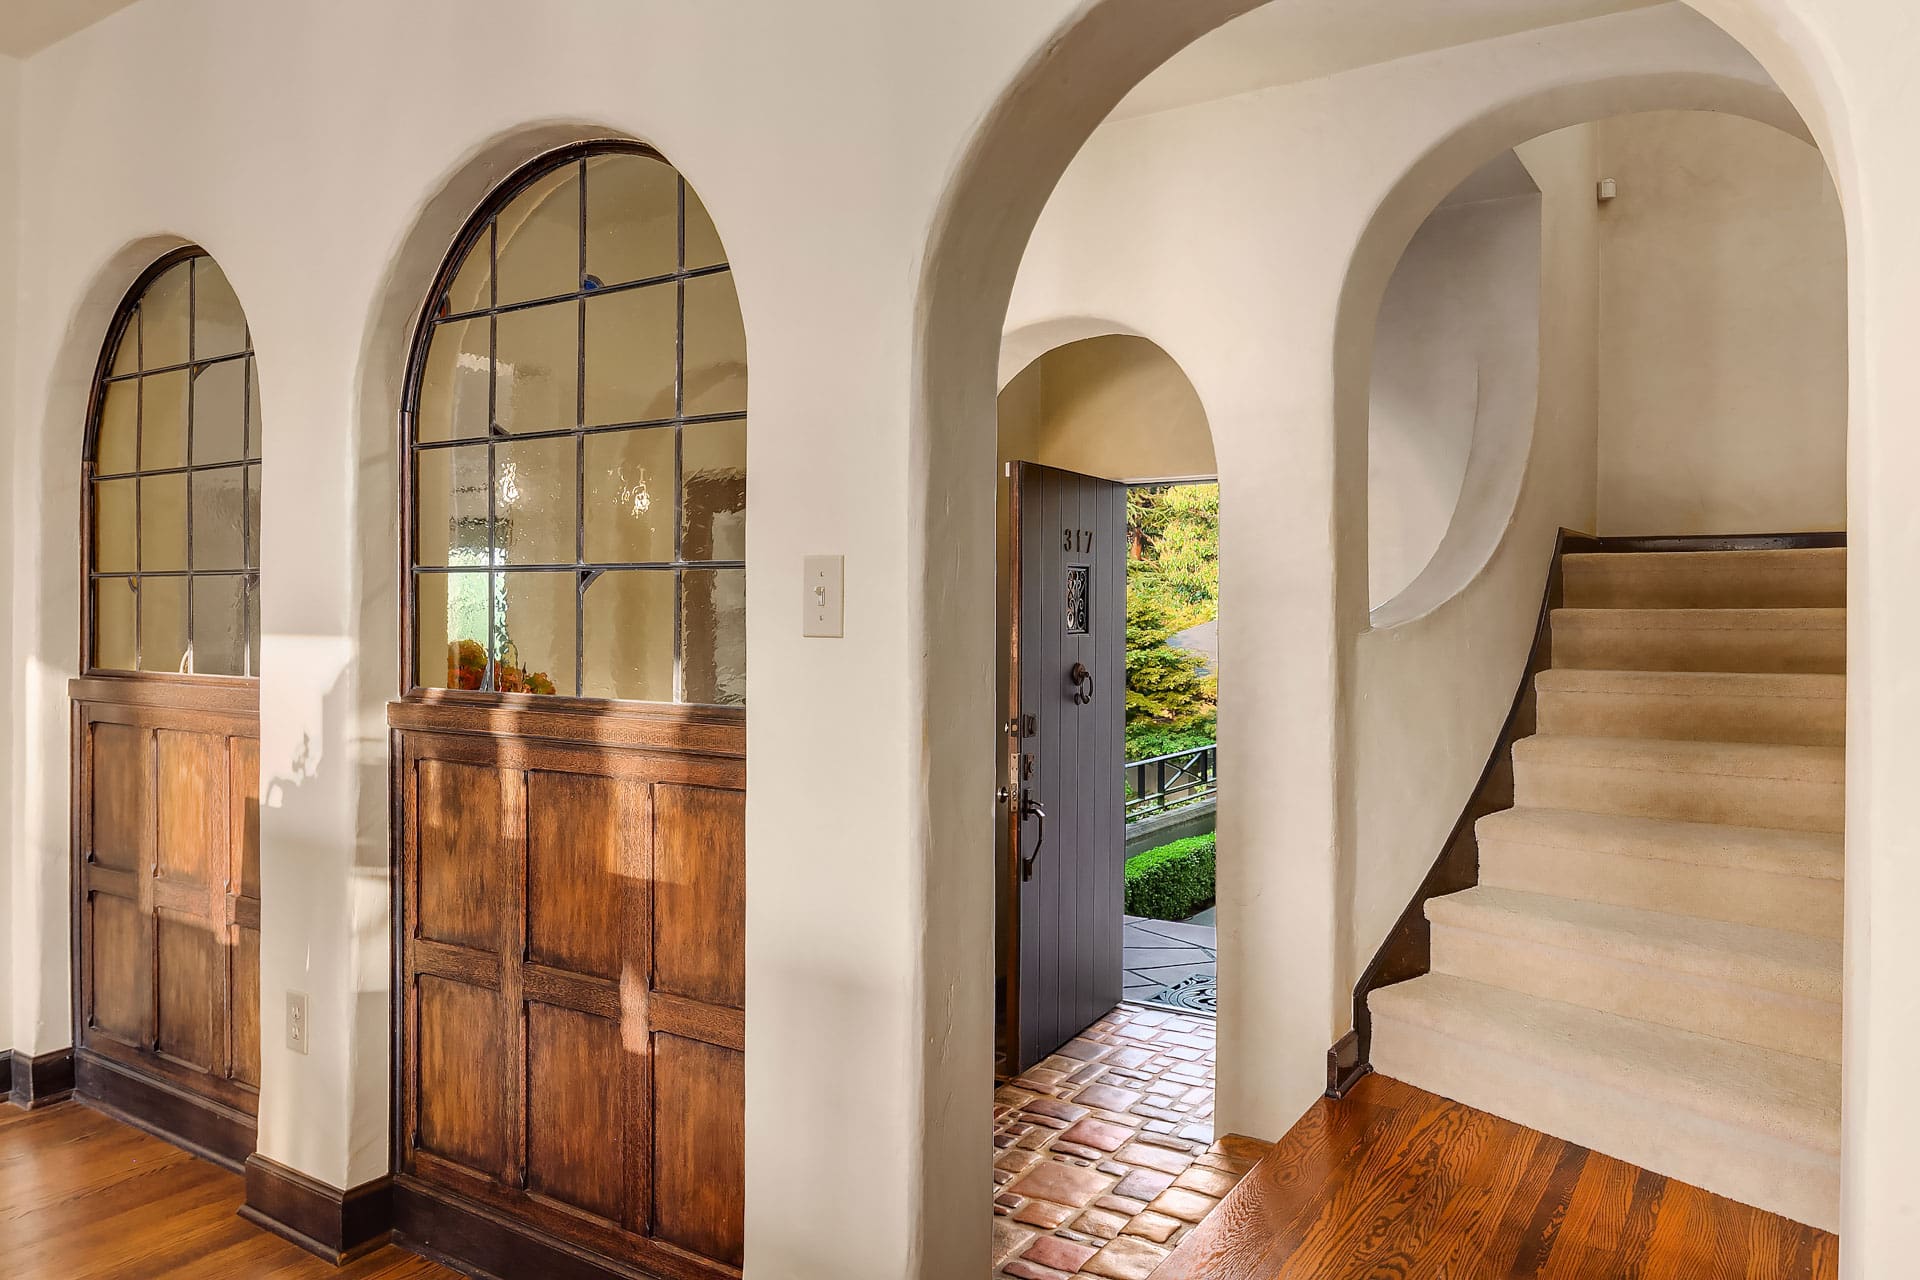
1156, 1073, 1838, 1280
0, 1100, 457, 1279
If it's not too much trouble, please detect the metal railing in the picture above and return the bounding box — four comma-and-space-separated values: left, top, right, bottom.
1124, 743, 1218, 820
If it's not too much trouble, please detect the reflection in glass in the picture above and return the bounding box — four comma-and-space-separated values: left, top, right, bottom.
685, 182, 727, 271
682, 420, 746, 561
495, 163, 581, 306
94, 578, 137, 672
494, 571, 575, 695
683, 272, 747, 417
247, 578, 261, 676
586, 153, 678, 286
140, 474, 189, 572
584, 284, 675, 425
142, 576, 189, 673
582, 570, 672, 702
418, 570, 486, 690
444, 231, 492, 315
193, 360, 247, 463
413, 445, 491, 567
247, 357, 263, 457
192, 575, 247, 676
246, 464, 261, 566
141, 369, 190, 469
97, 382, 138, 474
194, 258, 249, 360
192, 468, 247, 571
94, 478, 137, 574
143, 261, 192, 369
584, 427, 673, 563
682, 568, 746, 705
109, 313, 139, 377
417, 318, 490, 443
495, 301, 577, 434
495, 435, 577, 565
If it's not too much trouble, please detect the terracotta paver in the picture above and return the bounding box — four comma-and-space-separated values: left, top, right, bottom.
991, 1005, 1271, 1280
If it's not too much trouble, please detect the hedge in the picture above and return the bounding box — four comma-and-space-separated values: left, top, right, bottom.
1123, 833, 1216, 922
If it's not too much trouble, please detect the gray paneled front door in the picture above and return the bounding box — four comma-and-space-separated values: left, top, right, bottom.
1005, 462, 1127, 1072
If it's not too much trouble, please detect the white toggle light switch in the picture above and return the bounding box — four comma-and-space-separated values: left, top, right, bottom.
803, 555, 844, 637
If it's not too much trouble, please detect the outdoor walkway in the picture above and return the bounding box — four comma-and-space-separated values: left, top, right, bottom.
1122, 913, 1216, 1011
993, 1006, 1269, 1280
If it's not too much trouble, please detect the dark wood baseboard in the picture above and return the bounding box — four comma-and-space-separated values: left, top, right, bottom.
73, 1050, 254, 1171
239, 1154, 394, 1264
393, 1179, 733, 1280
8, 1047, 75, 1109
1325, 1031, 1370, 1099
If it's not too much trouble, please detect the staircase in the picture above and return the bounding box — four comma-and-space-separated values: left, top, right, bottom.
1369, 545, 1844, 1231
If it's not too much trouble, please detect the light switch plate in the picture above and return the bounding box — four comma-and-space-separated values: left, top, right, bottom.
286, 990, 309, 1055
803, 555, 844, 637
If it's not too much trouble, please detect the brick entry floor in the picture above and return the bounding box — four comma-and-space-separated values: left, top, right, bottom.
992, 1005, 1271, 1280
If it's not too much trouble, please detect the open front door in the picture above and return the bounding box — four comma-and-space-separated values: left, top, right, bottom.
1005, 462, 1127, 1072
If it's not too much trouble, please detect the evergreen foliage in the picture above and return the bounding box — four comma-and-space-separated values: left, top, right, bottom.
1125, 483, 1219, 759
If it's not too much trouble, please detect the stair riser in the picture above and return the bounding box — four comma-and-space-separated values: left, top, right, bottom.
1513, 760, 1843, 833
1536, 688, 1844, 747
1563, 566, 1845, 611
1430, 924, 1840, 1061
1369, 1015, 1838, 1231
1552, 626, 1845, 675
1479, 841, 1843, 940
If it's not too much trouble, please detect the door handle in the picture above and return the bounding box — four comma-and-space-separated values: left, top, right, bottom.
1019, 791, 1047, 882
1070, 662, 1094, 705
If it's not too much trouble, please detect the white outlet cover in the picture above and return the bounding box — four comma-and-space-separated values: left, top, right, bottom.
286, 990, 310, 1055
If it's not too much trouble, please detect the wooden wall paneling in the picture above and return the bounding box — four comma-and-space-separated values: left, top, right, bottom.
69, 678, 261, 1166
652, 1035, 745, 1267
652, 785, 745, 1010
391, 705, 745, 1280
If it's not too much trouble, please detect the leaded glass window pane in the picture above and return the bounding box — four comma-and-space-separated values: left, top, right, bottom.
86, 250, 262, 674
408, 146, 747, 704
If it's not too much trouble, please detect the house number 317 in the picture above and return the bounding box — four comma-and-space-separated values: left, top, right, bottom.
1063, 528, 1093, 553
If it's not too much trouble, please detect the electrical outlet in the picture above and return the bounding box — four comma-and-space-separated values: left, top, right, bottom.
285, 990, 309, 1055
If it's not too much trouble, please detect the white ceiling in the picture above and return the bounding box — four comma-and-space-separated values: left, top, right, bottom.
0, 0, 143, 57
1110, 0, 1668, 120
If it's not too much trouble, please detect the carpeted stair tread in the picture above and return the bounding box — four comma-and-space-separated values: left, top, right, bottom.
1369, 974, 1840, 1156
1426, 886, 1840, 1003
1476, 806, 1842, 881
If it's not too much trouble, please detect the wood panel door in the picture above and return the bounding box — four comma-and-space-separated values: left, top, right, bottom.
391, 698, 746, 1280
71, 675, 261, 1164
1005, 463, 1128, 1072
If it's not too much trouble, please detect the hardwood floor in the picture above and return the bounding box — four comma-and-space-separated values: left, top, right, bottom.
1156, 1072, 1839, 1280
0, 1100, 456, 1279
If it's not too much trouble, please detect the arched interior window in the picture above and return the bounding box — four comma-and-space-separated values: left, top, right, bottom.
405, 143, 748, 705
87, 249, 261, 676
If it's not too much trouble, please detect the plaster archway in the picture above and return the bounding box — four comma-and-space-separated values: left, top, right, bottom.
915, 3, 1856, 1275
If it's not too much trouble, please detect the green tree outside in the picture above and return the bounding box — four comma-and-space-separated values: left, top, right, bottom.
1125, 483, 1219, 759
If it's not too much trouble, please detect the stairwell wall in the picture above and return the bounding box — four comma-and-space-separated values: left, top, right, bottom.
1595, 109, 1846, 536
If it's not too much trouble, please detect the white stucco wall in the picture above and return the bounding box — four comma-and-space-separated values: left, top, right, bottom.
1368, 180, 1543, 611
3, 0, 1916, 1275
0, 52, 19, 1061
1595, 109, 1846, 535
